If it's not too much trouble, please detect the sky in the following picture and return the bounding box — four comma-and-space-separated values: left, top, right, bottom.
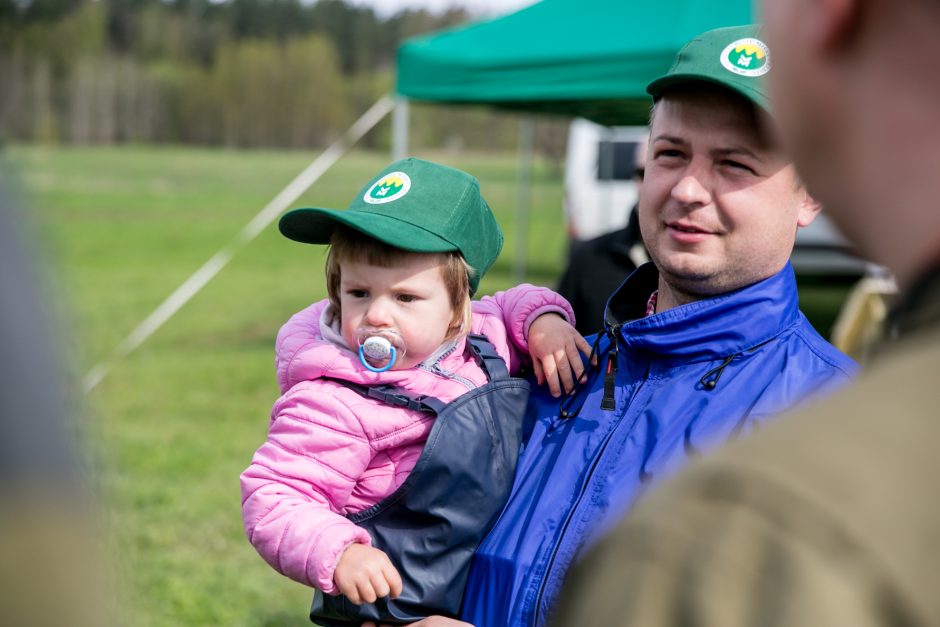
347, 0, 538, 18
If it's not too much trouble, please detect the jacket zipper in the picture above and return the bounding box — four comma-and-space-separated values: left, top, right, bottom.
531, 428, 619, 625
424, 363, 475, 390
531, 330, 649, 625
418, 344, 476, 390
531, 336, 776, 622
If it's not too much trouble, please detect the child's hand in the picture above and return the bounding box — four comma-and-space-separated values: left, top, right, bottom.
527, 313, 593, 397
334, 543, 403, 604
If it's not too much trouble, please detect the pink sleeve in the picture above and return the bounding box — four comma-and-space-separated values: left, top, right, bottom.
240, 382, 373, 593
275, 300, 330, 393
471, 283, 575, 374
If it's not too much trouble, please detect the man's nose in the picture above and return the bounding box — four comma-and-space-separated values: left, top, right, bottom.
670, 168, 712, 207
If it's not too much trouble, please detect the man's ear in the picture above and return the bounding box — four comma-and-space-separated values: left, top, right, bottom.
797, 190, 823, 228
809, 0, 863, 51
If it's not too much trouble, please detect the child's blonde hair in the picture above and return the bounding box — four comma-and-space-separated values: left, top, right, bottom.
325, 226, 474, 341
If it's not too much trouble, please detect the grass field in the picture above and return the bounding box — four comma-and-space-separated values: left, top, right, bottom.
5, 144, 570, 627
5, 143, 853, 626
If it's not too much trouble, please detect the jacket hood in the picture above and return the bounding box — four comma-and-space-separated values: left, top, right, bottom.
605, 262, 801, 362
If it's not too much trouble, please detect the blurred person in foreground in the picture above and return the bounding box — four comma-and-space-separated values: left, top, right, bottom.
0, 179, 109, 626
552, 3, 940, 625
368, 24, 857, 627
556, 138, 649, 336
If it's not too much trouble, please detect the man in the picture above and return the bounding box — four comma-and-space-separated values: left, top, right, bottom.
364, 25, 854, 627
454, 24, 855, 627
552, 4, 940, 626
556, 138, 649, 336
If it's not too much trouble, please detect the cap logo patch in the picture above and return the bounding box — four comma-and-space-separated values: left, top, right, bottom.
364, 172, 412, 204
720, 38, 770, 77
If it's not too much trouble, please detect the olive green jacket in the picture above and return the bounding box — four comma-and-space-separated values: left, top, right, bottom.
552, 268, 940, 627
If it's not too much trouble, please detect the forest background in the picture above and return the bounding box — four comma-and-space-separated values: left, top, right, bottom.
0, 0, 567, 155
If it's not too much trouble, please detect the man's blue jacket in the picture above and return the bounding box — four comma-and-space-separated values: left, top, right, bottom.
461, 263, 857, 627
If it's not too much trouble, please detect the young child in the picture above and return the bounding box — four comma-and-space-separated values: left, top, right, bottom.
240, 158, 588, 623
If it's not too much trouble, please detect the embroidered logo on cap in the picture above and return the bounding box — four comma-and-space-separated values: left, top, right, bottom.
720, 38, 770, 77
364, 172, 412, 204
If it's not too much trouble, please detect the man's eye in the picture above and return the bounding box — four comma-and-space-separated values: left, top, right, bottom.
655, 149, 684, 160
722, 160, 756, 174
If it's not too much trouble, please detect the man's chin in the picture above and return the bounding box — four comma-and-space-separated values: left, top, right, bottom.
655, 256, 719, 286
656, 262, 744, 299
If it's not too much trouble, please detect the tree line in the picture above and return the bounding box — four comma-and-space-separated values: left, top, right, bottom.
0, 0, 542, 151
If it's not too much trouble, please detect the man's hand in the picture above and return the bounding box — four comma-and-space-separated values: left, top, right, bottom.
334, 544, 403, 605
362, 618, 473, 627
527, 313, 593, 397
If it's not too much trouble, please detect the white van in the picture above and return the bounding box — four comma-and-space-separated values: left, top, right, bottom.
563, 118, 647, 242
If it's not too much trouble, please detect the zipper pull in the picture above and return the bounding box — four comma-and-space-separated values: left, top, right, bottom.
600, 327, 620, 411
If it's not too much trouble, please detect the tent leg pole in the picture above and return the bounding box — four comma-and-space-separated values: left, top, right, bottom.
392, 96, 410, 161
514, 115, 535, 283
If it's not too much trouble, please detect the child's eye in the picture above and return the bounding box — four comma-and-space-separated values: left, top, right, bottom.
347, 289, 368, 298
397, 294, 418, 303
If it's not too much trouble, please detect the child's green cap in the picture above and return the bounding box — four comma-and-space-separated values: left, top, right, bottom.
279, 157, 503, 295
647, 24, 771, 114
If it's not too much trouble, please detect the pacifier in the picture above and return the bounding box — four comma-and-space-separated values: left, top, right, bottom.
357, 328, 407, 373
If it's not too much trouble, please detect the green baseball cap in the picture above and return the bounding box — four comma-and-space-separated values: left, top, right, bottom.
647, 24, 771, 114
279, 157, 504, 295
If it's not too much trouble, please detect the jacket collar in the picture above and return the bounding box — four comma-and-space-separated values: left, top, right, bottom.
604, 262, 801, 361
315, 304, 465, 383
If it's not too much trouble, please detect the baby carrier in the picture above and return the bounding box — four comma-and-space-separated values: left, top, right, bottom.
310, 334, 530, 625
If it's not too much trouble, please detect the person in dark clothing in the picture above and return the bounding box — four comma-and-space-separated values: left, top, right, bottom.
557, 140, 648, 335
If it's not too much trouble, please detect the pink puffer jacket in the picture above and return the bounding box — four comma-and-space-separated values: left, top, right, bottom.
240, 285, 574, 593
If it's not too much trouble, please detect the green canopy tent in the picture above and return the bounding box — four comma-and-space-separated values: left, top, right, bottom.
396, 0, 754, 127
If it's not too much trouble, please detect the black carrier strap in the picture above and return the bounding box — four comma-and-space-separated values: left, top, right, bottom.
466, 333, 510, 380
321, 379, 447, 417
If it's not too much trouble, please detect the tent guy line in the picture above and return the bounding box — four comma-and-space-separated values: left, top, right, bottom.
82, 94, 395, 393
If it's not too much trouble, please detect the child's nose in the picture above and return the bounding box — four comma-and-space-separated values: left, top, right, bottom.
364, 299, 392, 326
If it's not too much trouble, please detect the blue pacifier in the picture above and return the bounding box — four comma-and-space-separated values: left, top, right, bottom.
357, 330, 406, 373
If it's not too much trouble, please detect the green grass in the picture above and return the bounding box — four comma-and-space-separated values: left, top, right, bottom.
5, 143, 854, 626
5, 144, 568, 627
